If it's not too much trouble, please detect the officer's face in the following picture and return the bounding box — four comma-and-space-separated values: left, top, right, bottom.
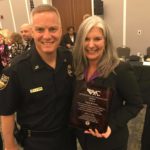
32, 11, 62, 55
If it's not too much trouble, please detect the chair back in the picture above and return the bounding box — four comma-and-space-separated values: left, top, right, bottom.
129, 55, 140, 61
117, 47, 131, 59
147, 47, 150, 56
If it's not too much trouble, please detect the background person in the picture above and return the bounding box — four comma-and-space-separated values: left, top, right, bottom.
0, 56, 3, 74
9, 32, 25, 59
0, 33, 9, 67
72, 15, 143, 150
0, 4, 76, 150
20, 23, 34, 51
60, 26, 76, 51
82, 13, 91, 20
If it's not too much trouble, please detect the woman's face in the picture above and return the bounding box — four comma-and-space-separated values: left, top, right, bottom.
84, 26, 105, 64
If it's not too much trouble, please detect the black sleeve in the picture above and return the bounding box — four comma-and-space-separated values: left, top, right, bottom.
0, 66, 21, 115
60, 34, 69, 48
109, 62, 143, 132
60, 34, 66, 47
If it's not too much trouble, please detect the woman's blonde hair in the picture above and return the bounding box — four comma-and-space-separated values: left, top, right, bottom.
10, 32, 23, 44
73, 15, 119, 79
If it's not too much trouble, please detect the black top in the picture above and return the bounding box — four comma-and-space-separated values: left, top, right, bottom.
75, 62, 143, 149
0, 45, 74, 131
60, 33, 76, 48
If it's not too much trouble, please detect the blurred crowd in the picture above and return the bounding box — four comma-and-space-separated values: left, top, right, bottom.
0, 23, 33, 74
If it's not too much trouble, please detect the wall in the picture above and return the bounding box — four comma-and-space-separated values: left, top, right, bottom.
0, 0, 51, 32
103, 0, 150, 55
103, 0, 123, 51
127, 0, 150, 54
52, 0, 91, 34
0, 0, 150, 55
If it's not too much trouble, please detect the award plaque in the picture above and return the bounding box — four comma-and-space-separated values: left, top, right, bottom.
70, 82, 112, 133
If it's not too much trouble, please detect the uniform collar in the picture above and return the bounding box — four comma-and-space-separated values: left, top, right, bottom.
30, 46, 70, 72
55, 47, 71, 73
30, 47, 46, 71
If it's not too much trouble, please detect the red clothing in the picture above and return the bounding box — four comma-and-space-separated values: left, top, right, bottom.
0, 44, 9, 67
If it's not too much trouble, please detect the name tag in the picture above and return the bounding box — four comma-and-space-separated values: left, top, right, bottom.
30, 87, 43, 93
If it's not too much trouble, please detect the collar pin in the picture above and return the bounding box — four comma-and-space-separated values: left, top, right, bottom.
34, 65, 39, 70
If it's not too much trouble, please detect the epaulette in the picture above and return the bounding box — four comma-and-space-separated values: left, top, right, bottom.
58, 46, 70, 52
58, 46, 72, 57
57, 46, 72, 63
58, 47, 74, 77
9, 50, 31, 67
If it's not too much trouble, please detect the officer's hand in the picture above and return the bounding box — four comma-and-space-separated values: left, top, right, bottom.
84, 126, 111, 139
5, 144, 20, 150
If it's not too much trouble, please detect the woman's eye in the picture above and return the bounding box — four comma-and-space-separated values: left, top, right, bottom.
95, 37, 104, 41
85, 37, 104, 42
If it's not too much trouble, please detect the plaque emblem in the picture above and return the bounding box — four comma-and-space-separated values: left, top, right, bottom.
70, 83, 113, 133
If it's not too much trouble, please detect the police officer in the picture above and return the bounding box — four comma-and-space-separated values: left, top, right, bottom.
0, 4, 76, 150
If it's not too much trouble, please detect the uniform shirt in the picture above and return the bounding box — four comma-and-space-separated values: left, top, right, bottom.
0, 46, 74, 131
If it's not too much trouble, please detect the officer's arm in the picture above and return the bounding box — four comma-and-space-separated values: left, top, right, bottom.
1, 114, 19, 150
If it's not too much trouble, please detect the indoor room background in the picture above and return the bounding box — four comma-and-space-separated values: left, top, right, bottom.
0, 0, 150, 55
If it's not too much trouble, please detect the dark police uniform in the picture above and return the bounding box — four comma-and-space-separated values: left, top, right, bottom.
0, 45, 76, 150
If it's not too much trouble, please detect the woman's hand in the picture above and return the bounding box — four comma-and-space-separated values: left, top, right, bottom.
84, 126, 111, 139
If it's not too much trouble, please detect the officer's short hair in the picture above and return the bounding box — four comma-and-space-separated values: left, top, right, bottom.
30, 4, 61, 25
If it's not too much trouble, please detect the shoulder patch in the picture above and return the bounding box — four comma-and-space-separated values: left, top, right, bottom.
0, 74, 10, 90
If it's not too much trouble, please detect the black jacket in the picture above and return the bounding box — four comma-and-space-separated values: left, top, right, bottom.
74, 62, 143, 150
60, 33, 76, 48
